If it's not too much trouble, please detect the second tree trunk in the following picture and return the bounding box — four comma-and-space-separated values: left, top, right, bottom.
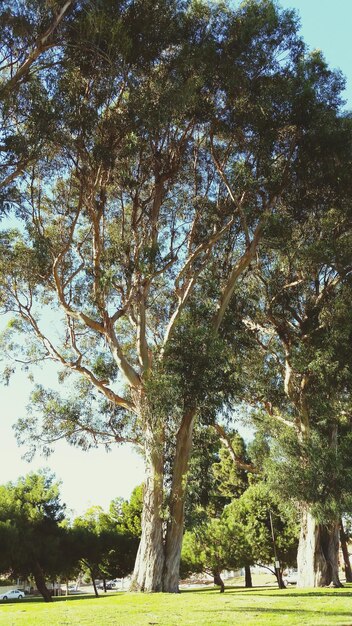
297, 507, 342, 587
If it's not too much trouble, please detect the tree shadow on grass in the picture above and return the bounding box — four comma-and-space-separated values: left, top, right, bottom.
191, 605, 352, 617
0, 592, 123, 605
181, 585, 279, 594
53, 592, 125, 603
221, 588, 352, 598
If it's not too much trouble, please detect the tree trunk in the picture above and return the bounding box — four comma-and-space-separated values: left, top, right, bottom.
91, 570, 99, 597
274, 567, 286, 589
163, 409, 196, 593
213, 570, 225, 593
340, 519, 352, 583
244, 565, 252, 588
32, 561, 52, 602
297, 506, 342, 587
131, 423, 165, 592
327, 521, 343, 587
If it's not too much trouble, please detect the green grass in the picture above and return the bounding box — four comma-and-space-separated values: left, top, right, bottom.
0, 585, 352, 626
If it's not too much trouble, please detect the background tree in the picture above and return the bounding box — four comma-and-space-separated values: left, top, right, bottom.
109, 484, 143, 540
181, 481, 298, 591
71, 488, 141, 594
72, 505, 137, 595
226, 482, 299, 583
1, 0, 351, 592
181, 514, 244, 593
182, 424, 260, 588
0, 471, 66, 602
227, 193, 352, 586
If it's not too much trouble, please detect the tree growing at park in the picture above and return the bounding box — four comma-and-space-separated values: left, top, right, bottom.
229, 202, 352, 586
181, 515, 243, 592
226, 483, 299, 582
181, 481, 298, 591
1, 0, 351, 591
109, 484, 143, 539
72, 504, 138, 595
0, 471, 66, 602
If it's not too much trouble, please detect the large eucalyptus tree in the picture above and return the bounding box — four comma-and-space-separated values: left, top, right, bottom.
1, 0, 350, 591
232, 200, 352, 586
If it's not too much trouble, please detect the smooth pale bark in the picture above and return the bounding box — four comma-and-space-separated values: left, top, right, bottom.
131, 424, 165, 592
163, 410, 196, 592
32, 561, 52, 602
297, 507, 342, 587
244, 565, 253, 588
213, 570, 225, 592
340, 519, 352, 583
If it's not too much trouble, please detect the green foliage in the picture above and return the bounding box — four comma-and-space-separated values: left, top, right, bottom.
114, 485, 143, 539
1, 0, 347, 428
0, 470, 66, 581
163, 309, 240, 418
226, 483, 299, 569
184, 425, 222, 527
265, 426, 352, 524
15, 383, 137, 459
181, 513, 243, 579
185, 425, 257, 532
182, 480, 298, 579
72, 491, 140, 582
212, 432, 251, 500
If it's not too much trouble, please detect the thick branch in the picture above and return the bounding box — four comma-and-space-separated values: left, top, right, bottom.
213, 218, 265, 332
52, 195, 105, 335
213, 423, 260, 474
0, 158, 31, 190
262, 401, 296, 430
1, 0, 75, 95
161, 274, 198, 351
18, 304, 135, 412
136, 287, 151, 372
104, 315, 142, 389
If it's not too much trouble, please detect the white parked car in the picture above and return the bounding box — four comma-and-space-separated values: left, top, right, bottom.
0, 589, 24, 600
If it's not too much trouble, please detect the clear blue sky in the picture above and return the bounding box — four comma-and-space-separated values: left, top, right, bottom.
1, 0, 351, 516
280, 0, 352, 107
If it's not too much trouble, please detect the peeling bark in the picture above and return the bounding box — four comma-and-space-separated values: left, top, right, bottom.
131, 424, 165, 592
340, 519, 352, 583
163, 410, 196, 592
326, 521, 343, 587
297, 507, 342, 587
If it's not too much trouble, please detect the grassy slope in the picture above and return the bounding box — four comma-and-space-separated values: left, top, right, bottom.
0, 586, 351, 626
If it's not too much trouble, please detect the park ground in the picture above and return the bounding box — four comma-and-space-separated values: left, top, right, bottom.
0, 584, 352, 626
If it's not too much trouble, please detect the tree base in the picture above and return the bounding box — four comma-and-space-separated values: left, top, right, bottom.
297, 508, 341, 587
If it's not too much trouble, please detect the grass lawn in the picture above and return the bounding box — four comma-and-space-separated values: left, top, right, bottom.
0, 585, 351, 626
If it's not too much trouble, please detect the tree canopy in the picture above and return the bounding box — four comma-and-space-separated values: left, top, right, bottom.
0, 470, 65, 601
